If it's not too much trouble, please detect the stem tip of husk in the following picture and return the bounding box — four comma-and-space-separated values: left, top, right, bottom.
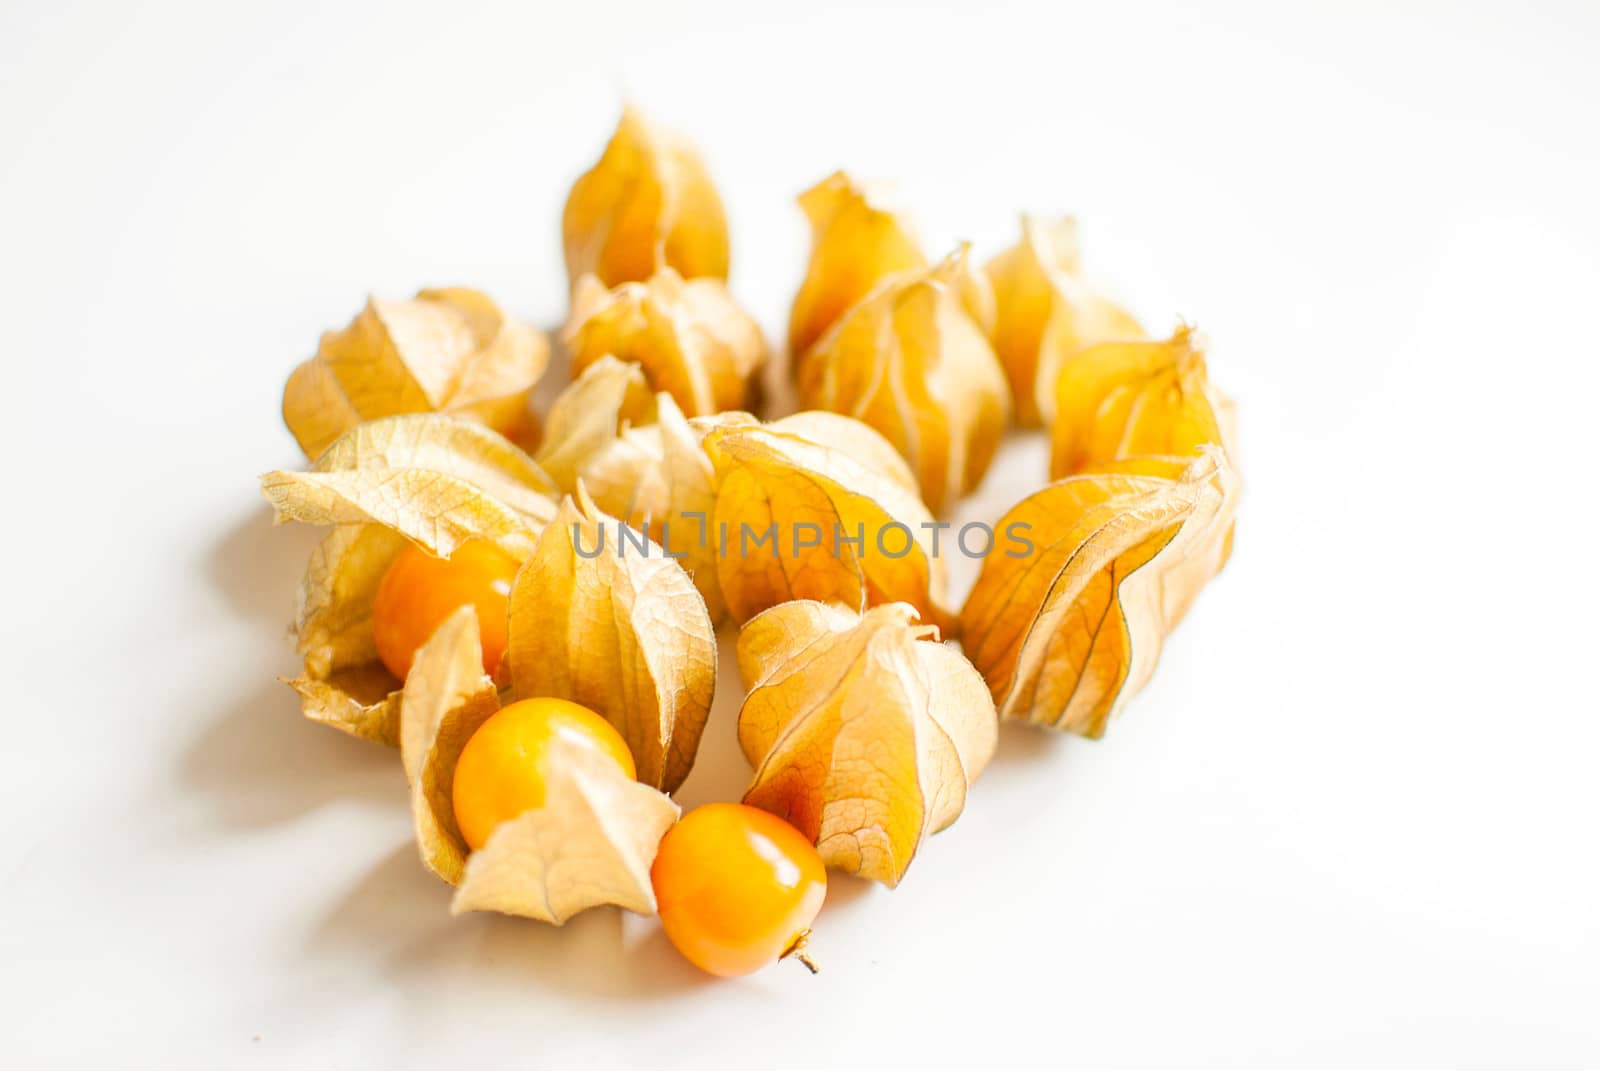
781, 930, 820, 975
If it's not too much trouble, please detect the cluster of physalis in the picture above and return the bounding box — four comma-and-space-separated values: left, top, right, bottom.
261, 106, 1240, 978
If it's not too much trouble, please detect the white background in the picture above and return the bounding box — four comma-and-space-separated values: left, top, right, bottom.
2, 1, 1597, 1067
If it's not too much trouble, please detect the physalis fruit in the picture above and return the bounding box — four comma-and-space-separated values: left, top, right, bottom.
371, 539, 519, 682
452, 698, 637, 851
651, 802, 827, 978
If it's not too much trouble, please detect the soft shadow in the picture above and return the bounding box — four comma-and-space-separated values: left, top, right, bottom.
758, 339, 799, 420
530, 323, 573, 416
818, 872, 880, 917
187, 501, 399, 832
181, 676, 401, 832
443, 910, 718, 1001
315, 843, 717, 1002
208, 501, 322, 621
311, 842, 457, 950
988, 721, 1068, 767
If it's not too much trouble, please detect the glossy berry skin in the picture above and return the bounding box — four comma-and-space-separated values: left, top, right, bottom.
371, 539, 519, 681
651, 803, 827, 977
452, 698, 636, 852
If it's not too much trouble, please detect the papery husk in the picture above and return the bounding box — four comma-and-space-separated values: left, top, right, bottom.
736, 601, 997, 887
399, 607, 502, 884
1081, 453, 1237, 629
958, 448, 1239, 736
986, 216, 1142, 426
506, 487, 716, 794
261, 414, 557, 560
565, 267, 766, 417
563, 106, 729, 289
580, 396, 755, 624
764, 410, 921, 498
283, 287, 549, 458
285, 671, 403, 745
286, 524, 411, 743
399, 608, 679, 921
578, 406, 921, 627
788, 171, 927, 362
534, 355, 658, 493
1049, 325, 1232, 479
702, 415, 949, 628
797, 247, 1010, 514
263, 414, 558, 743
452, 743, 680, 923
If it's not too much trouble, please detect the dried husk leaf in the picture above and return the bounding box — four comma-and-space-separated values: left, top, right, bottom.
1089, 456, 1236, 633
986, 216, 1142, 426
798, 247, 1010, 514
283, 523, 411, 743
534, 355, 657, 493
282, 287, 549, 458
506, 487, 716, 794
580, 396, 754, 624
399, 607, 501, 885
399, 609, 679, 922
261, 414, 557, 560
264, 415, 557, 742
1049, 325, 1231, 479
764, 410, 921, 498
562, 105, 729, 289
260, 466, 544, 560
294, 522, 410, 680
959, 448, 1239, 736
564, 267, 766, 417
579, 407, 919, 627
452, 742, 680, 923
788, 171, 927, 361
311, 411, 558, 518
736, 601, 997, 887
703, 417, 949, 628
286, 664, 404, 746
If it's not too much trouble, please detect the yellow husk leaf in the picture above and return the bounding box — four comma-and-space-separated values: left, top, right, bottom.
451, 742, 680, 923
283, 523, 410, 743
564, 267, 766, 417
702, 416, 949, 628
736, 601, 997, 887
1081, 453, 1238, 628
506, 487, 716, 794
263, 414, 558, 742
579, 407, 918, 627
765, 411, 921, 498
286, 664, 403, 746
399, 609, 679, 923
282, 287, 549, 458
788, 171, 927, 361
294, 522, 410, 680
798, 247, 1010, 514
986, 216, 1142, 426
1049, 325, 1232, 479
580, 396, 754, 624
261, 414, 557, 561
534, 355, 657, 494
399, 607, 501, 885
958, 448, 1239, 736
562, 105, 729, 289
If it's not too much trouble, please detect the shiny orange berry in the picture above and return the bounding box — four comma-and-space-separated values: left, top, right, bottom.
651, 803, 827, 978
371, 539, 518, 681
451, 698, 636, 852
